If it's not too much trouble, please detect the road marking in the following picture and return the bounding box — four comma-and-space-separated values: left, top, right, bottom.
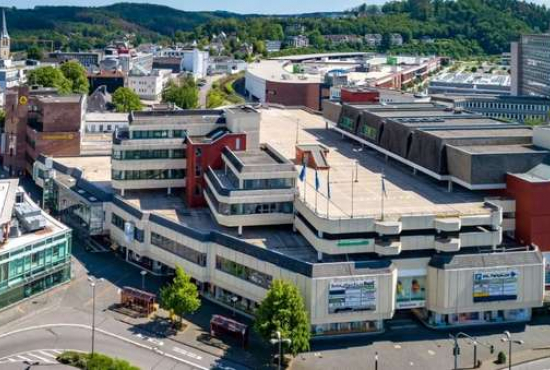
39, 350, 58, 358
173, 346, 203, 360
0, 324, 211, 370
394, 345, 402, 349
428, 350, 435, 356
28, 352, 55, 363
16, 355, 33, 362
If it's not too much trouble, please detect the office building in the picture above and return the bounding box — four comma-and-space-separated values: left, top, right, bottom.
0, 178, 72, 310
1, 85, 84, 175
46, 51, 101, 68
512, 34, 550, 97
32, 103, 550, 337
429, 72, 511, 95
127, 68, 172, 101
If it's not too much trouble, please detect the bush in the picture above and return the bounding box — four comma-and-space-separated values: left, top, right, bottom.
496, 351, 507, 364
57, 351, 140, 370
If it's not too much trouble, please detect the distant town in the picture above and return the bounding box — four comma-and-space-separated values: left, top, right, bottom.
0, 1, 550, 370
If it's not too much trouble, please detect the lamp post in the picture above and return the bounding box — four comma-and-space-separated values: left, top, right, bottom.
231, 296, 238, 317
450, 332, 494, 369
88, 276, 104, 357
375, 351, 379, 370
501, 331, 524, 370
140, 270, 147, 290
270, 331, 292, 370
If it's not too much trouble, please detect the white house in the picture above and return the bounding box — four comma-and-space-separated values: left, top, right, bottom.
128, 68, 172, 101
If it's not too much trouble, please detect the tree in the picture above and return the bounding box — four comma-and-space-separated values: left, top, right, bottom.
60, 60, 90, 94
162, 77, 199, 109
255, 279, 310, 356
206, 90, 225, 108
112, 87, 142, 113
27, 66, 72, 94
26, 45, 43, 61
159, 265, 201, 326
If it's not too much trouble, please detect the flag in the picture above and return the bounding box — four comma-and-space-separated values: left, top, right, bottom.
381, 174, 388, 198
327, 170, 331, 199
315, 170, 320, 191
299, 164, 306, 182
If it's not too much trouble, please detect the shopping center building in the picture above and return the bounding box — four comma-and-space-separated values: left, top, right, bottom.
32, 105, 548, 336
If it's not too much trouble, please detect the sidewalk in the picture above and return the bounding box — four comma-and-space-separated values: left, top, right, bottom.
110, 299, 272, 369
479, 348, 550, 370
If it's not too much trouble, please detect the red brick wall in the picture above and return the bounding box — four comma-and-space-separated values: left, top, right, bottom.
265, 81, 321, 110
506, 174, 550, 251
186, 133, 247, 208
341, 89, 380, 104
40, 101, 82, 132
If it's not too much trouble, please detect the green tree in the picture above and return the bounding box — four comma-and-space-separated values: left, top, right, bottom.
162, 77, 199, 109
255, 279, 310, 356
27, 66, 72, 94
159, 265, 201, 326
206, 89, 225, 108
112, 87, 142, 113
60, 60, 90, 94
26, 45, 44, 61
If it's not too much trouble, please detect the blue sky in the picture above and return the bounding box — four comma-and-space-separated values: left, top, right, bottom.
4, 0, 386, 14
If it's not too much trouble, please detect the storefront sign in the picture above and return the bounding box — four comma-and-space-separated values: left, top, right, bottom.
42, 133, 75, 141
337, 239, 372, 247
473, 270, 518, 303
328, 277, 377, 314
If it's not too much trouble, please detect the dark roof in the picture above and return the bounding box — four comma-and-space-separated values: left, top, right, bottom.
429, 249, 542, 269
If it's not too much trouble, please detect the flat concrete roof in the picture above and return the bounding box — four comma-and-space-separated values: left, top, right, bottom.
123, 190, 319, 262
246, 60, 323, 84
424, 128, 533, 139
451, 144, 547, 155
260, 108, 490, 220
54, 156, 112, 183
235, 150, 280, 166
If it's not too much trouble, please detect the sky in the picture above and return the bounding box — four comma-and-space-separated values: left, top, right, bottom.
3, 0, 386, 14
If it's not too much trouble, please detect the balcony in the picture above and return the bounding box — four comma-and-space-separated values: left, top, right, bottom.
435, 217, 461, 232
435, 237, 461, 252
375, 240, 401, 256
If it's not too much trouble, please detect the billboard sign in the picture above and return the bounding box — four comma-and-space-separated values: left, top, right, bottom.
328, 277, 377, 314
473, 270, 518, 303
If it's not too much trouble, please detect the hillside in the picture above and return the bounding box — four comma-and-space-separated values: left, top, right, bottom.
5, 0, 550, 57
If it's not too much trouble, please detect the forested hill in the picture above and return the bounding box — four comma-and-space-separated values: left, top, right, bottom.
5, 0, 550, 57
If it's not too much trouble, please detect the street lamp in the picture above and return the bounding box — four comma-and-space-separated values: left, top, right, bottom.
230, 296, 238, 317
450, 332, 494, 369
140, 270, 147, 291
270, 331, 291, 370
88, 276, 104, 357
375, 351, 379, 370
501, 331, 524, 370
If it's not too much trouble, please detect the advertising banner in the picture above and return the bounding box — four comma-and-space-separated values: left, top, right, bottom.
328, 277, 376, 314
473, 270, 518, 303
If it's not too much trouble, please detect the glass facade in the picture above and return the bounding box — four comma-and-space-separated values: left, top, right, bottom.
0, 232, 72, 310
520, 35, 550, 97
215, 255, 272, 288
151, 232, 206, 266
112, 149, 186, 160
206, 188, 293, 216
112, 169, 185, 181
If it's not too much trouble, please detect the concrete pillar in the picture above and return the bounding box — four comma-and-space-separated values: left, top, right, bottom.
121, 188, 125, 196
238, 225, 243, 236
447, 180, 453, 193
167, 187, 172, 195
317, 251, 323, 262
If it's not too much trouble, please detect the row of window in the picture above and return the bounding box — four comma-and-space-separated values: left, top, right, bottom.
112, 169, 185, 181
462, 101, 549, 112
131, 129, 186, 140
215, 256, 272, 289
206, 188, 293, 215
151, 232, 207, 266
112, 149, 186, 160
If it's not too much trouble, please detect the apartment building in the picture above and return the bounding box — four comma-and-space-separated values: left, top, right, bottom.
511, 34, 550, 97
1, 85, 84, 176
32, 105, 549, 337
0, 178, 72, 310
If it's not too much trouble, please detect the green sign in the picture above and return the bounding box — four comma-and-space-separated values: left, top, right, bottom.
337, 239, 372, 247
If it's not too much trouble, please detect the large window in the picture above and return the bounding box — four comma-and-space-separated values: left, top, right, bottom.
112, 169, 185, 181
112, 149, 186, 160
243, 178, 294, 190
151, 232, 206, 266
215, 256, 272, 289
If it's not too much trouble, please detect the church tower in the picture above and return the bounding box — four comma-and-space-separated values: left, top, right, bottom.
0, 9, 10, 61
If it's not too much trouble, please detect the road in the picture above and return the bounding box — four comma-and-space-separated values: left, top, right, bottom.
199, 75, 224, 108
515, 357, 550, 370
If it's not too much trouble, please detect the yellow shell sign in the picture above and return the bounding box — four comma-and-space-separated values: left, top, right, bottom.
19, 96, 28, 105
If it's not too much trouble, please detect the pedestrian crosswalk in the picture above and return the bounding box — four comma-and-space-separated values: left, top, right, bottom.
0, 349, 64, 364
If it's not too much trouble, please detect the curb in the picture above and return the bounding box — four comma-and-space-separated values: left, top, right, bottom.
113, 316, 257, 369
